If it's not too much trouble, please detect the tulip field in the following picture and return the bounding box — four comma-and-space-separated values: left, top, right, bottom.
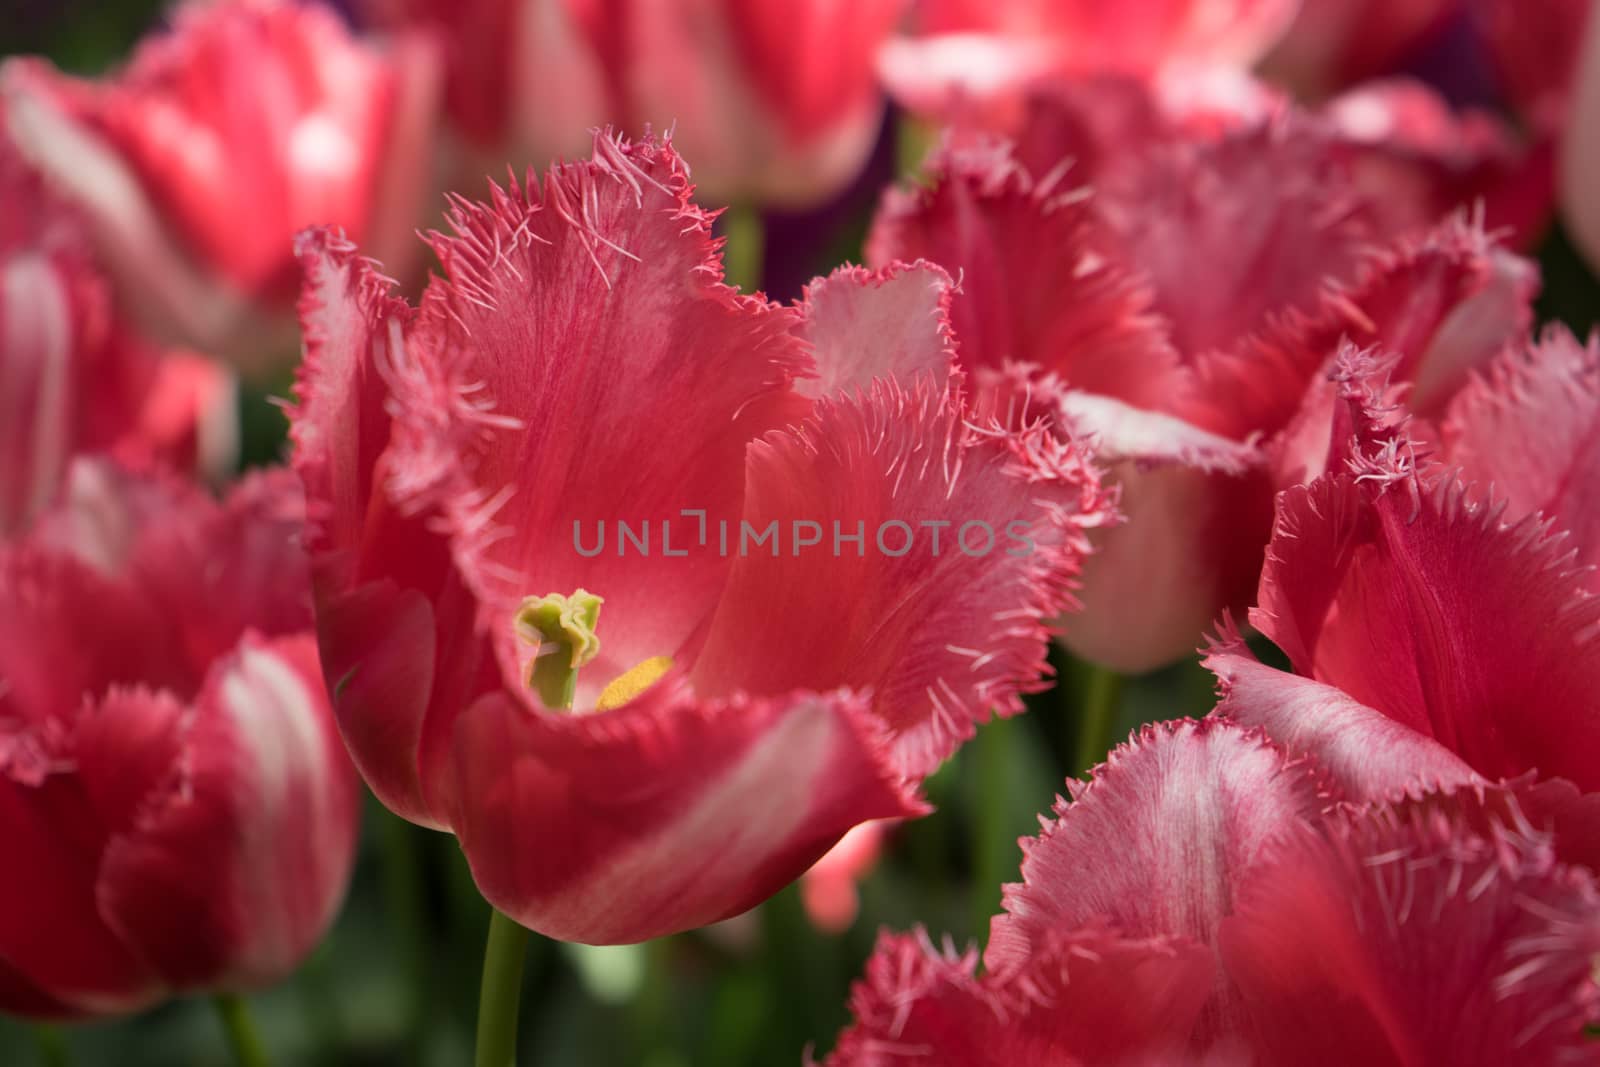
3, 1, 1600, 1065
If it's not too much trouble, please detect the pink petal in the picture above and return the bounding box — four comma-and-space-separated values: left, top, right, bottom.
1045, 389, 1273, 673
1252, 429, 1600, 791
449, 682, 923, 944
1220, 796, 1600, 1065
1091, 123, 1373, 372
1194, 214, 1536, 441
2, 0, 435, 367
866, 141, 1183, 412
821, 927, 1215, 1067
911, 0, 1298, 73
984, 718, 1329, 1043
691, 377, 1114, 778
1441, 326, 1600, 586
566, 0, 894, 207
800, 820, 887, 934
408, 132, 813, 702
794, 261, 960, 399
1565, 7, 1600, 274
1205, 632, 1481, 800
1323, 78, 1557, 247
96, 633, 360, 988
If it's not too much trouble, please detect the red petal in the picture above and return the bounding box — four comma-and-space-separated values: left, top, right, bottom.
691, 377, 1114, 778
96, 634, 360, 988
450, 682, 923, 944
822, 926, 1214, 1067
1475, 0, 1592, 128
867, 141, 1183, 411
984, 718, 1329, 1043
1220, 796, 1600, 1065
1252, 434, 1600, 790
1046, 389, 1273, 673
1206, 633, 1480, 801
1441, 326, 1600, 586
794, 261, 960, 399
1261, 0, 1458, 95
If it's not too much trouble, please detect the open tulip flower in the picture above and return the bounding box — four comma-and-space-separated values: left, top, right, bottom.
1207, 340, 1600, 876
365, 0, 904, 209
870, 120, 1537, 672
0, 457, 361, 1019
822, 717, 1600, 1066
0, 138, 236, 535
289, 129, 1113, 946
1, 0, 440, 375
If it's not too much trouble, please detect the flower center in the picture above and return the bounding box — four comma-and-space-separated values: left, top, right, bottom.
513, 590, 672, 712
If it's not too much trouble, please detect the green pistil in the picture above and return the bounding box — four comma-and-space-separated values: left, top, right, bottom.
514, 589, 603, 711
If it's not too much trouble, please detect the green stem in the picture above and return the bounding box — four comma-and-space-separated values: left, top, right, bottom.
475, 909, 532, 1067
895, 113, 935, 178
376, 802, 429, 1030
970, 716, 1014, 942
721, 203, 765, 294
213, 994, 271, 1067
1071, 664, 1125, 774
33, 1026, 70, 1067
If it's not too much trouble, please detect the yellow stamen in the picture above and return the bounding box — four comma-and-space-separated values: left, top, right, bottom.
595, 656, 675, 712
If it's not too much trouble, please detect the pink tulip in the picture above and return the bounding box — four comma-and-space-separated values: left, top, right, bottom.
821, 720, 1600, 1064
879, 0, 1297, 131
288, 130, 1113, 944
2, 0, 440, 374
0, 458, 361, 1019
0, 138, 235, 536
1207, 340, 1600, 874
869, 125, 1535, 671
366, 0, 903, 208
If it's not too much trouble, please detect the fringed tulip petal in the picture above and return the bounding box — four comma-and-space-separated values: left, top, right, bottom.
403, 134, 811, 704
1253, 424, 1600, 791
1441, 326, 1600, 584
692, 379, 1113, 778
1221, 798, 1600, 1065
450, 683, 922, 945
1197, 215, 1537, 441
821, 927, 1214, 1067
984, 719, 1328, 1001
867, 143, 1182, 410
795, 261, 959, 399
1206, 634, 1481, 800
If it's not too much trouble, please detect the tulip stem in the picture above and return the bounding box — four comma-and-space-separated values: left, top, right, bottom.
213, 994, 271, 1067
721, 202, 765, 293
33, 1025, 70, 1067
475, 908, 532, 1067
1072, 664, 1125, 774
